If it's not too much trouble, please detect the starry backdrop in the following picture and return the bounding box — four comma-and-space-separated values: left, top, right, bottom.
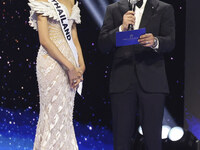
0, 0, 185, 149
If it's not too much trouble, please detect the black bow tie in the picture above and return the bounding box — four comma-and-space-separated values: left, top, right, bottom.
135, 0, 143, 8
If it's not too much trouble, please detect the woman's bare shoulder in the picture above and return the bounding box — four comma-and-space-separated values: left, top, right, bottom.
70, 0, 75, 5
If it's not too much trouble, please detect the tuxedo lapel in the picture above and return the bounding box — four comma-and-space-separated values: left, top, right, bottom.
139, 0, 159, 28
118, 0, 129, 16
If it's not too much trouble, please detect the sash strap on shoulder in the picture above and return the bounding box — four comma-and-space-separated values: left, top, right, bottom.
49, 0, 82, 95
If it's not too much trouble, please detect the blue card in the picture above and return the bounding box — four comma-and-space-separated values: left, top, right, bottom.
116, 28, 146, 47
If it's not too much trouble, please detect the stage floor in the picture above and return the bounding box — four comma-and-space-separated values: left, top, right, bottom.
0, 107, 113, 150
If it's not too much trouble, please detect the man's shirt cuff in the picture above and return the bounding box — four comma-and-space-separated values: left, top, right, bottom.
151, 37, 159, 52
119, 25, 123, 32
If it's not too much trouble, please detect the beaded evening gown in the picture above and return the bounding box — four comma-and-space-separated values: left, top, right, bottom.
28, 0, 81, 149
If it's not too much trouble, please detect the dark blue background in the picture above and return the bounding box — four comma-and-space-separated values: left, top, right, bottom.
0, 0, 186, 149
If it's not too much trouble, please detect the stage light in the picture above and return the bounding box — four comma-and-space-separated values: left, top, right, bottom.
138, 126, 143, 135
162, 125, 171, 139
163, 129, 199, 150
97, 0, 108, 13
136, 125, 200, 150
138, 125, 171, 139
163, 108, 177, 127
82, 0, 106, 27
168, 126, 184, 141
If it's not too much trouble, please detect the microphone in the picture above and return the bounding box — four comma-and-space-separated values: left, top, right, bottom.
128, 0, 138, 31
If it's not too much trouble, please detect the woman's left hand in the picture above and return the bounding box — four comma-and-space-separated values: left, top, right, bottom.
77, 67, 85, 78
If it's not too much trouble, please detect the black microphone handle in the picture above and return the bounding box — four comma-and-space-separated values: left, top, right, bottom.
128, 4, 136, 31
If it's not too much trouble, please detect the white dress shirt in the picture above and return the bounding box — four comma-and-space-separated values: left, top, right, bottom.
133, 0, 147, 30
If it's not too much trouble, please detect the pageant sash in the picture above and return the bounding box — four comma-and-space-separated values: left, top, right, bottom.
49, 0, 82, 95
116, 28, 146, 47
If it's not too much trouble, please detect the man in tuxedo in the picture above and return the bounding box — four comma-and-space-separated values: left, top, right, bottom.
98, 0, 175, 150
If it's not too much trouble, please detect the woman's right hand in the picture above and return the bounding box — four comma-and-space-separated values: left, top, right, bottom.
67, 66, 82, 89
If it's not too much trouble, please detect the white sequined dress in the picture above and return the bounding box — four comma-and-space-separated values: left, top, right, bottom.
28, 0, 81, 149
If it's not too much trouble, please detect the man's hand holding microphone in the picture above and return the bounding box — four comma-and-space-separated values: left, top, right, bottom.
120, 0, 158, 48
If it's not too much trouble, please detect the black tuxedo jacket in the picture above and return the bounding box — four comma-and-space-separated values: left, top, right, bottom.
98, 0, 175, 94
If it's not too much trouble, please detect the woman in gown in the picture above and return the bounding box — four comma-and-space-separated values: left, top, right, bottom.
28, 0, 85, 149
